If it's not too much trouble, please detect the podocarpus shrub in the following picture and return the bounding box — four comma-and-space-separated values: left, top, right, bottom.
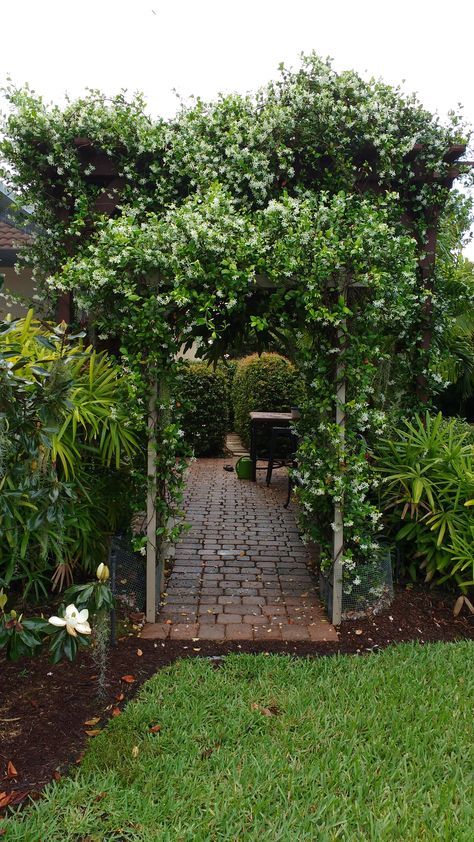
177, 362, 230, 456
375, 412, 474, 592
232, 353, 304, 448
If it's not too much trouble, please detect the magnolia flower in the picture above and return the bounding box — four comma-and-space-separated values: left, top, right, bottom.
48, 604, 91, 637
96, 563, 110, 582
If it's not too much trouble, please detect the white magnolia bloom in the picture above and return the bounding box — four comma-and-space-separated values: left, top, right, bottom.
48, 604, 91, 637
96, 563, 110, 582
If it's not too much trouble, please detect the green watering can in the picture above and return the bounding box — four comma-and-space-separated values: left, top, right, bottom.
235, 456, 253, 480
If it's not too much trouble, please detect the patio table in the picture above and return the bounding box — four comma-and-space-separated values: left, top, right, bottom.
249, 411, 292, 481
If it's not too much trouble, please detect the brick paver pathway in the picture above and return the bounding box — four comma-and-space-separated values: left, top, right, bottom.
141, 458, 338, 642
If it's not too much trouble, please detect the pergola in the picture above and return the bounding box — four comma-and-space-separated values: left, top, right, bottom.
42, 137, 473, 624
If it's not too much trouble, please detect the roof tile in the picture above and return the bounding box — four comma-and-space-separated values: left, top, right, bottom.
0, 220, 32, 250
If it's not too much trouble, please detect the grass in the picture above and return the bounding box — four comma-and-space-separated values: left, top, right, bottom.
4, 642, 474, 841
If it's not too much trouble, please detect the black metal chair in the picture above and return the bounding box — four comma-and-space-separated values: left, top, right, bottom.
265, 426, 298, 492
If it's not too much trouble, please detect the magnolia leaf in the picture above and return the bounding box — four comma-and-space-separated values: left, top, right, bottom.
250, 702, 278, 717
111, 708, 121, 717
148, 724, 161, 733
121, 674, 135, 684
6, 761, 18, 778
132, 746, 139, 758
85, 729, 102, 737
453, 596, 464, 617
5, 790, 30, 807
84, 717, 100, 726
464, 597, 474, 614
136, 648, 143, 657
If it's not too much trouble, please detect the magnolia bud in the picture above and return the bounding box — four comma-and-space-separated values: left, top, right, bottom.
96, 563, 110, 582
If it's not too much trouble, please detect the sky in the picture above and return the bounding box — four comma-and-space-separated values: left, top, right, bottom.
1, 0, 473, 253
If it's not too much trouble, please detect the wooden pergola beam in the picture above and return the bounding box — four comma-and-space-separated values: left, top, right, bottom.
91, 177, 125, 217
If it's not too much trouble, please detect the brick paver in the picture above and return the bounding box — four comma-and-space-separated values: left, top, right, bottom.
141, 458, 338, 643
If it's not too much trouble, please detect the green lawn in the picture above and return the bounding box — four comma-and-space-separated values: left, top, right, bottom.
4, 642, 474, 841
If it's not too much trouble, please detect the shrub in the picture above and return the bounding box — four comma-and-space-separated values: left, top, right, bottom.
0, 311, 140, 600
375, 412, 474, 592
232, 353, 304, 447
177, 361, 230, 456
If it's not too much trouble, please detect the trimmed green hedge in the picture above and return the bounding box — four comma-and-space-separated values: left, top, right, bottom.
232, 353, 304, 447
178, 362, 230, 456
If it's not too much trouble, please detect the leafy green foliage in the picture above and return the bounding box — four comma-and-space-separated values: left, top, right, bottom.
64, 579, 114, 615
431, 195, 474, 415
46, 624, 91, 664
177, 362, 230, 456
0, 588, 90, 662
1, 54, 472, 578
63, 577, 114, 694
0, 312, 140, 599
232, 353, 304, 447
375, 413, 474, 591
435, 284, 474, 417
0, 603, 47, 661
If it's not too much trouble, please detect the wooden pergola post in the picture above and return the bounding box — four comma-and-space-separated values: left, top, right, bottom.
145, 375, 171, 622
331, 275, 347, 625
146, 379, 158, 623
415, 208, 441, 402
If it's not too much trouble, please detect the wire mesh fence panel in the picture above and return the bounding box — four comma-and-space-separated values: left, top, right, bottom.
111, 533, 146, 612
320, 546, 394, 620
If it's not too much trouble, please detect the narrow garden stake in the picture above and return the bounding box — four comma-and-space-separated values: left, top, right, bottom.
109, 542, 117, 647
146, 379, 158, 623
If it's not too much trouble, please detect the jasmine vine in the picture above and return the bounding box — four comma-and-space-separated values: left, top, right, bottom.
1, 53, 471, 573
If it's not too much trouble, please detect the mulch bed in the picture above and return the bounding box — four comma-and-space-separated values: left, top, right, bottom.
1, 584, 472, 815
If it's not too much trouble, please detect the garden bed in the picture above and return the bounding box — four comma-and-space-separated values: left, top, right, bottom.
0, 584, 472, 812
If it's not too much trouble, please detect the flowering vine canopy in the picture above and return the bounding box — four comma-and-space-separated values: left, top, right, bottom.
1, 53, 472, 572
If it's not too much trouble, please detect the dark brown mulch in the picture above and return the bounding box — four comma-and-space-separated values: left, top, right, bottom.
0, 584, 472, 812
